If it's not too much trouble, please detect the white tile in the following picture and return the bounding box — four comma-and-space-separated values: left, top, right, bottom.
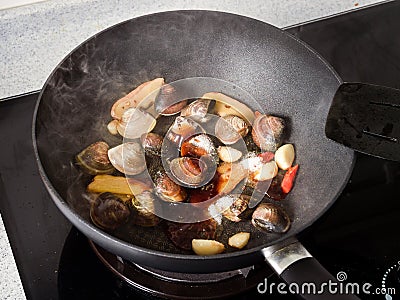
0, 215, 26, 299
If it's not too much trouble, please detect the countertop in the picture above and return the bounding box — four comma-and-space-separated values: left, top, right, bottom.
0, 0, 389, 299
0, 0, 389, 100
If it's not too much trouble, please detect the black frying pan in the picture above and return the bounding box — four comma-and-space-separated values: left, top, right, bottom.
33, 11, 361, 300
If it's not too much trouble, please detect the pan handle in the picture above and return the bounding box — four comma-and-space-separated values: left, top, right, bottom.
262, 239, 361, 300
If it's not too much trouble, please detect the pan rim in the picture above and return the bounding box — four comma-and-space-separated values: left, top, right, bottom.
32, 9, 355, 263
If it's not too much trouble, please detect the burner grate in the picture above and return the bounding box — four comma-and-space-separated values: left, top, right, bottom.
89, 240, 274, 299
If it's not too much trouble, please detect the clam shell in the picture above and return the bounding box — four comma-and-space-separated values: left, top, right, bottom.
154, 172, 187, 202
251, 203, 290, 233
169, 156, 216, 187
116, 108, 156, 139
215, 115, 249, 145
251, 114, 285, 152
76, 141, 114, 175
180, 99, 211, 121
141, 132, 163, 156
155, 84, 188, 116
108, 142, 146, 175
90, 193, 130, 230
222, 194, 250, 222
166, 116, 205, 146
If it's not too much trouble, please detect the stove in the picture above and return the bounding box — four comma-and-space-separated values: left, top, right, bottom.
1, 2, 400, 299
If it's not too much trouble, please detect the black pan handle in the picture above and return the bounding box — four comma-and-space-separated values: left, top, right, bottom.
262, 239, 361, 299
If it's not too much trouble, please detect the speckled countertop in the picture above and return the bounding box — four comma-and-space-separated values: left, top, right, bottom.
0, 0, 388, 299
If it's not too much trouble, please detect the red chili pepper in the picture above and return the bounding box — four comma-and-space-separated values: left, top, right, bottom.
258, 151, 274, 163
281, 164, 299, 194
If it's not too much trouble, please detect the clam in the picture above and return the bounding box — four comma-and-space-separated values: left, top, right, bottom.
222, 194, 250, 222
251, 203, 290, 233
166, 116, 205, 146
169, 156, 216, 187
116, 107, 156, 139
180, 99, 211, 122
141, 132, 163, 156
217, 146, 242, 163
90, 193, 130, 230
215, 115, 249, 145
155, 84, 188, 116
108, 142, 146, 175
154, 172, 187, 202
131, 191, 160, 227
76, 141, 114, 175
111, 77, 164, 120
180, 134, 217, 161
251, 113, 286, 152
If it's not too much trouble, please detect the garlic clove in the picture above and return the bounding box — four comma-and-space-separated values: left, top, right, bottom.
275, 144, 295, 170
107, 120, 119, 135
253, 161, 278, 181
228, 232, 250, 249
192, 239, 225, 256
217, 146, 242, 163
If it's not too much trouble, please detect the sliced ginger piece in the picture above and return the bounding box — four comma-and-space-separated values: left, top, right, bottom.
87, 175, 150, 196
203, 92, 255, 124
111, 78, 164, 120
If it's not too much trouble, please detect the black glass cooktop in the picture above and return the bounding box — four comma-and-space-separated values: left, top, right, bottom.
1, 2, 400, 299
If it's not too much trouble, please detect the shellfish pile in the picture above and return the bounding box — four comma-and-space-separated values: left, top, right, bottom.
75, 78, 299, 255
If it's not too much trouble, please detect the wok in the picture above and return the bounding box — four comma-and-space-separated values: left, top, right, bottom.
34, 10, 361, 299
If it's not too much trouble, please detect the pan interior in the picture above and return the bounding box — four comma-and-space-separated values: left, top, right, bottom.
34, 11, 353, 256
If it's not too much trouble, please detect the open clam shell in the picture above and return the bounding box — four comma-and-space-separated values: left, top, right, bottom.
116, 107, 156, 139
108, 142, 146, 175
